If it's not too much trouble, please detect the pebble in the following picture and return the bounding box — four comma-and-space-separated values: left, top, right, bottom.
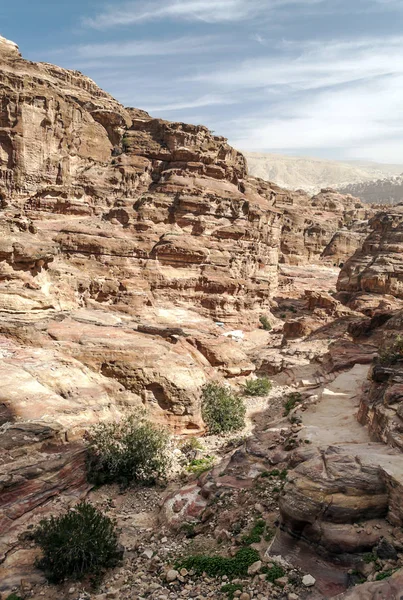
240, 594, 251, 600
166, 569, 179, 583
247, 560, 262, 575
302, 574, 316, 587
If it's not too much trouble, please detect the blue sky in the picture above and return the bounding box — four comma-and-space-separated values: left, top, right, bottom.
2, 0, 403, 163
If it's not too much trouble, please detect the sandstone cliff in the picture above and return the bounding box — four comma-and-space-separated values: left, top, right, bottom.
0, 35, 284, 552
337, 205, 403, 312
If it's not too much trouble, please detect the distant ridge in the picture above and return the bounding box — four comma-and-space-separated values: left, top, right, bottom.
245, 151, 403, 201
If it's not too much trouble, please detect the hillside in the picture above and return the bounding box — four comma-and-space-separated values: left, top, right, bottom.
245, 151, 403, 198
338, 175, 403, 205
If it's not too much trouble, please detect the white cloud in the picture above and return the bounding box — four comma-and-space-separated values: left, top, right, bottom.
190, 37, 403, 92
147, 94, 238, 112
84, 0, 325, 29
71, 36, 220, 59
230, 71, 403, 162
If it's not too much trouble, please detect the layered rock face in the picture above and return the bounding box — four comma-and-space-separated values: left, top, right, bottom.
337, 205, 403, 311
358, 311, 403, 450
0, 36, 282, 549
275, 187, 372, 265
0, 38, 281, 323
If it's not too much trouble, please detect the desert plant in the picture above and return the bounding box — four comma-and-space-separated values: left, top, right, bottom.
180, 436, 203, 459
376, 569, 395, 581
86, 411, 171, 486
262, 563, 286, 583
121, 136, 130, 151
259, 315, 272, 331
186, 456, 215, 476
378, 336, 403, 366
202, 384, 246, 435
175, 547, 260, 579
221, 583, 243, 599
243, 377, 272, 397
283, 392, 302, 416
33, 502, 122, 584
241, 519, 266, 545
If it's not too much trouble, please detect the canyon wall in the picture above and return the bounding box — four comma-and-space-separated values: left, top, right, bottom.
337, 205, 403, 312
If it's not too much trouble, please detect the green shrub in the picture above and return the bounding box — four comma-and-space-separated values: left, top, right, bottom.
121, 136, 130, 151
221, 583, 243, 599
202, 384, 246, 435
262, 563, 286, 583
86, 411, 171, 486
33, 502, 122, 584
181, 522, 197, 538
376, 569, 394, 581
186, 456, 215, 476
259, 316, 272, 331
241, 519, 266, 545
175, 547, 260, 579
243, 377, 272, 397
6, 595, 23, 600
379, 336, 403, 366
283, 392, 302, 416
363, 552, 377, 564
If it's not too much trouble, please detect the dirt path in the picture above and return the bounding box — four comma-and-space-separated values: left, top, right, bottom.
300, 363, 371, 446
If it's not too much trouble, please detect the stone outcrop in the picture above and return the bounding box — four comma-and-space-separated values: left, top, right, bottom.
335, 568, 403, 599
275, 188, 373, 265
278, 364, 403, 560
338, 206, 403, 311
280, 443, 403, 556
358, 310, 403, 450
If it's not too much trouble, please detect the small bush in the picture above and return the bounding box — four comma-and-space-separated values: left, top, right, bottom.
202, 384, 246, 435
86, 411, 171, 486
283, 392, 302, 416
186, 456, 215, 476
181, 522, 197, 538
376, 569, 394, 581
241, 519, 266, 545
259, 316, 272, 331
363, 552, 377, 564
264, 528, 275, 542
33, 502, 122, 584
262, 563, 286, 583
221, 583, 243, 599
378, 336, 403, 366
6, 595, 23, 600
180, 436, 203, 461
121, 136, 130, 151
175, 547, 260, 579
243, 377, 272, 397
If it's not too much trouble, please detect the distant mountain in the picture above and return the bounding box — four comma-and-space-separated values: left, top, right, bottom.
245, 152, 403, 201
337, 175, 403, 205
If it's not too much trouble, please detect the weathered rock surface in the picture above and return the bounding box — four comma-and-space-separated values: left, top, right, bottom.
276, 188, 373, 265
358, 310, 403, 451
338, 205, 403, 310
0, 35, 285, 553
335, 568, 403, 599
279, 365, 403, 559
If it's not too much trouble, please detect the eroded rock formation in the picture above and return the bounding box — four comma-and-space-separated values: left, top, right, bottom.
338, 205, 403, 311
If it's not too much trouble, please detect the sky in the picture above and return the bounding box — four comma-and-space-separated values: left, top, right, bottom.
1, 0, 403, 163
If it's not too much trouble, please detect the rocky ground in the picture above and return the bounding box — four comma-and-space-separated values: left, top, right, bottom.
1, 34, 403, 600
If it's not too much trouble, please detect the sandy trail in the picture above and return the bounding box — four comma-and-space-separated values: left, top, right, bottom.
301, 363, 371, 446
